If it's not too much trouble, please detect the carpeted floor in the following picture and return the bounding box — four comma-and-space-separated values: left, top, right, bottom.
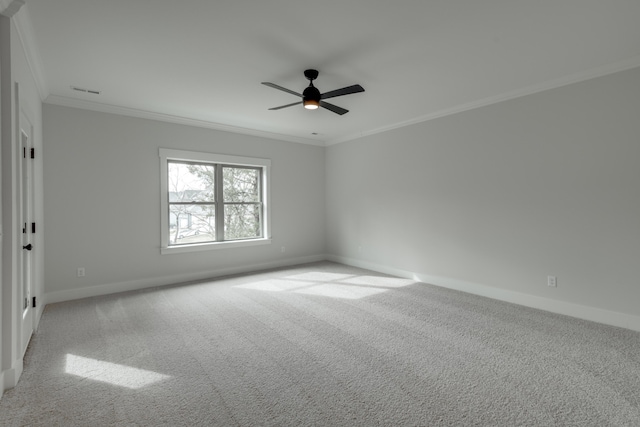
1, 261, 639, 426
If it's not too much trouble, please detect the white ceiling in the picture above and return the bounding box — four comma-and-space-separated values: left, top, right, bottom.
18, 0, 640, 145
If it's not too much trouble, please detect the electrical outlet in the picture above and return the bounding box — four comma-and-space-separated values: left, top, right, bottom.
547, 276, 557, 287
281, 246, 285, 253
77, 267, 85, 277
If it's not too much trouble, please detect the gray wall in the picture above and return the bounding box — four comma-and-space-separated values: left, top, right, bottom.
43, 105, 325, 299
326, 67, 640, 320
43, 67, 640, 328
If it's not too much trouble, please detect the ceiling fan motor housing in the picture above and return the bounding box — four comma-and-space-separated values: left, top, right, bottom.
303, 85, 321, 103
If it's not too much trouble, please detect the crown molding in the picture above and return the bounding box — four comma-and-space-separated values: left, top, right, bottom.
326, 56, 640, 146
13, 0, 639, 149
44, 95, 325, 146
46, 51, 640, 149
12, 3, 49, 100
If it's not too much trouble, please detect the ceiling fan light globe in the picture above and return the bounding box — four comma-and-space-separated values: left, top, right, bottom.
304, 100, 320, 110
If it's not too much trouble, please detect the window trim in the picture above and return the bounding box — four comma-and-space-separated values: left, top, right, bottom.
159, 148, 271, 254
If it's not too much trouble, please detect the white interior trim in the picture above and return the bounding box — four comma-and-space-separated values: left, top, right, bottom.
45, 95, 324, 146
7, 0, 640, 148
43, 254, 326, 306
327, 255, 640, 333
326, 55, 640, 146
42, 253, 640, 333
158, 148, 272, 254
43, 56, 640, 148
160, 238, 272, 255
12, 4, 49, 101
1, 356, 23, 393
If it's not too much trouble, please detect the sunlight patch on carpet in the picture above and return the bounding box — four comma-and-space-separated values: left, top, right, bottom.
342, 275, 415, 288
234, 272, 416, 300
235, 279, 313, 292
65, 354, 171, 389
285, 272, 354, 282
294, 283, 388, 299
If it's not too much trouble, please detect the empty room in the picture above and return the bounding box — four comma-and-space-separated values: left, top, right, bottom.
1, 1, 639, 425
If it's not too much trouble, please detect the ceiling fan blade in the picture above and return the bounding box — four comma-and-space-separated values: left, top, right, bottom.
261, 82, 303, 98
320, 84, 365, 100
320, 101, 348, 115
268, 101, 303, 110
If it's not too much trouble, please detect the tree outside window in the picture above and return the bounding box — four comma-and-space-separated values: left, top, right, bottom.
166, 159, 264, 246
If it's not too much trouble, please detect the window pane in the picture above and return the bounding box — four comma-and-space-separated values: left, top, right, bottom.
169, 204, 215, 245
168, 162, 215, 202
224, 203, 261, 240
223, 167, 260, 203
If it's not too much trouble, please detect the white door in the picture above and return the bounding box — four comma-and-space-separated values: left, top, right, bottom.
19, 111, 35, 355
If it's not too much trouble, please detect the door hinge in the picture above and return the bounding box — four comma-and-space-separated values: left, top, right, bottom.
32, 222, 36, 233
23, 222, 26, 234
30, 148, 35, 159
32, 296, 37, 308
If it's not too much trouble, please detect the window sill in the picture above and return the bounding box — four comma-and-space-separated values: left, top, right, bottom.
161, 238, 272, 255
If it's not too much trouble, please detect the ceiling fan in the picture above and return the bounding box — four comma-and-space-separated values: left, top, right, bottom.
262, 69, 364, 115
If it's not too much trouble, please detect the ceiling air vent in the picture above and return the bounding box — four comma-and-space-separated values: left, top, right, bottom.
71, 86, 101, 95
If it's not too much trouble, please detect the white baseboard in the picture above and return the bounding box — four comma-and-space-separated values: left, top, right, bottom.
43, 255, 326, 306
327, 255, 640, 332
2, 357, 24, 395
40, 253, 640, 333
35, 303, 45, 330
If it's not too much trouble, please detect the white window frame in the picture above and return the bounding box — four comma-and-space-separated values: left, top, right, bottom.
159, 148, 271, 254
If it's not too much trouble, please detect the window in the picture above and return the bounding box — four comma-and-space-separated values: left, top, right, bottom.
160, 149, 271, 254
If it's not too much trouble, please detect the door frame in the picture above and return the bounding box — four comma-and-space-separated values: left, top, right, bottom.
18, 106, 34, 356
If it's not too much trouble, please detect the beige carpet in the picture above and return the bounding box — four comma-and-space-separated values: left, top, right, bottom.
1, 261, 639, 426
